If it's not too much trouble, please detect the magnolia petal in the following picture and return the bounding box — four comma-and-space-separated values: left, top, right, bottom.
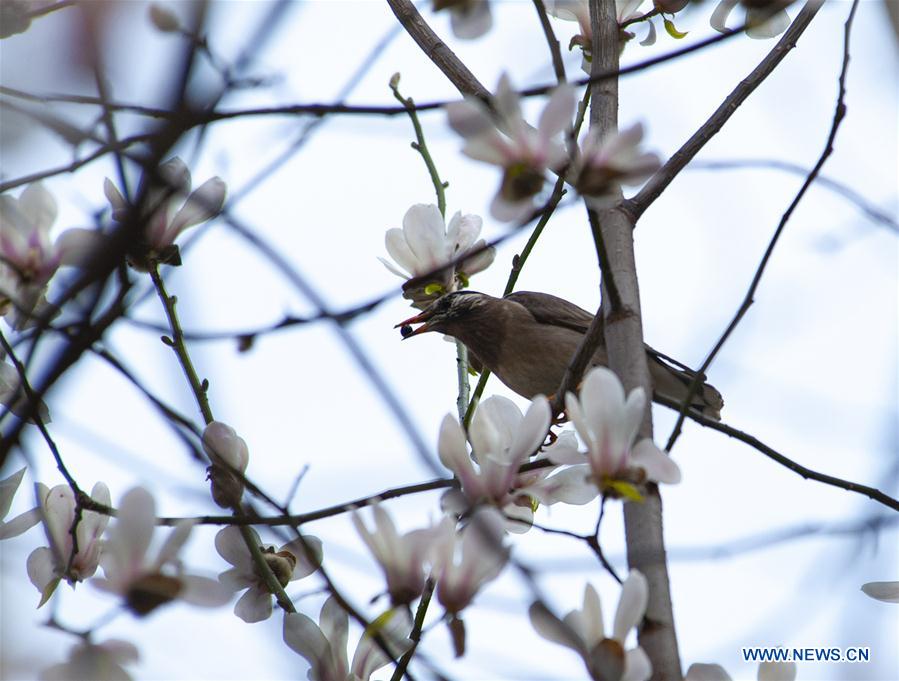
166, 176, 226, 241
471, 395, 522, 464
384, 228, 419, 277
511, 395, 552, 464
623, 646, 653, 681
581, 583, 606, 645
26, 546, 58, 593
630, 439, 681, 485
0, 506, 41, 539
402, 204, 449, 267
446, 99, 494, 139
460, 240, 496, 276
233, 585, 273, 623
685, 663, 733, 681
103, 178, 129, 220
19, 183, 58, 235
283, 535, 323, 579
528, 601, 584, 653
530, 465, 596, 505
218, 566, 253, 591
319, 596, 350, 672
446, 211, 482, 253
461, 133, 513, 166
283, 611, 331, 669
861, 581, 899, 603
746, 7, 790, 38
449, 0, 493, 40
757, 661, 797, 681
612, 570, 648, 642
493, 73, 523, 132
538, 84, 576, 139
215, 525, 258, 570
490, 191, 533, 224
710, 0, 739, 33
638, 18, 657, 46
501, 502, 534, 534
115, 487, 156, 568
377, 255, 409, 279
178, 574, 232, 608
154, 519, 196, 569
438, 414, 481, 494
56, 228, 105, 267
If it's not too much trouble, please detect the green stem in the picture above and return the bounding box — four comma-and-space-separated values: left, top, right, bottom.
391, 78, 447, 216
390, 579, 435, 681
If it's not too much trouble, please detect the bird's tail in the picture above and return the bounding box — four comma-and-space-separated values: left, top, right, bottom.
646, 347, 724, 421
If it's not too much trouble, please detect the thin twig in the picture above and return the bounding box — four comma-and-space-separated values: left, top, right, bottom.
533, 0, 567, 84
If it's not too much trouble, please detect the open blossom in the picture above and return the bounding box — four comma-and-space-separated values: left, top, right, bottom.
283, 596, 411, 681
549, 367, 681, 499
27, 482, 110, 606
861, 581, 899, 603
432, 0, 492, 40
216, 525, 322, 623
438, 395, 595, 531
710, 0, 793, 39
104, 157, 226, 268
446, 74, 575, 222
203, 421, 250, 508
379, 204, 495, 309
40, 639, 139, 681
0, 467, 40, 540
432, 508, 508, 616
572, 123, 661, 199
91, 487, 230, 616
529, 572, 651, 681
352, 504, 435, 605
0, 182, 100, 328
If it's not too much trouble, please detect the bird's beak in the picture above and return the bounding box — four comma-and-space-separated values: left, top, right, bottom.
395, 309, 437, 339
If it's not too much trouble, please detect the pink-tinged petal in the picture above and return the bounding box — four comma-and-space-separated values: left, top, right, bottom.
493, 73, 526, 143
42, 485, 76, 558
283, 535, 323, 579
283, 611, 331, 670
618, 388, 647, 450
215, 526, 258, 570
546, 1, 584, 22
449, 0, 493, 39
402, 204, 449, 267
350, 608, 412, 679
612, 570, 648, 642
580, 368, 627, 441
623, 646, 653, 681
757, 661, 797, 681
861, 581, 899, 603
685, 663, 732, 681
462, 133, 515, 166
179, 574, 232, 608
446, 99, 495, 139
710, 0, 739, 33
438, 414, 483, 495
27, 546, 58, 592
115, 487, 156, 567
19, 183, 57, 235
490, 191, 533, 224
510, 395, 551, 463
166, 176, 226, 242
103, 179, 129, 221
55, 229, 104, 268
581, 583, 606, 645
0, 506, 42, 539
471, 396, 521, 463
630, 439, 681, 484
746, 7, 790, 38
319, 596, 349, 672
159, 157, 192, 192
202, 421, 249, 471
538, 84, 576, 140
233, 585, 272, 623
154, 519, 195, 569
617, 0, 643, 21
528, 600, 584, 653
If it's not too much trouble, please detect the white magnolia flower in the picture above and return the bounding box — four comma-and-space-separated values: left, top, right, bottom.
438, 395, 594, 531
446, 74, 575, 222
379, 204, 494, 308
27, 481, 111, 606
550, 367, 681, 498
0, 182, 100, 327
40, 639, 139, 681
91, 487, 230, 616
104, 157, 226, 266
432, 508, 508, 615
216, 525, 322, 623
685, 661, 798, 681
529, 572, 651, 681
202, 421, 250, 508
573, 123, 660, 199
861, 581, 899, 603
433, 0, 492, 40
352, 504, 435, 605
0, 467, 41, 540
283, 596, 411, 681
0, 357, 50, 422
710, 0, 793, 39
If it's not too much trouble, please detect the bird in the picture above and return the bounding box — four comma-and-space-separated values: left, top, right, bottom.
396, 290, 724, 420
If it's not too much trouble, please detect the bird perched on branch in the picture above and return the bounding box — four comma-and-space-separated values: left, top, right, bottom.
397, 290, 724, 420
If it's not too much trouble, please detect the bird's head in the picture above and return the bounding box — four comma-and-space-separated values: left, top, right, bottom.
395, 290, 493, 339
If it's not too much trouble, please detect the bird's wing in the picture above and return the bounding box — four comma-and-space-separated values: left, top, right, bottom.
504, 291, 596, 334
